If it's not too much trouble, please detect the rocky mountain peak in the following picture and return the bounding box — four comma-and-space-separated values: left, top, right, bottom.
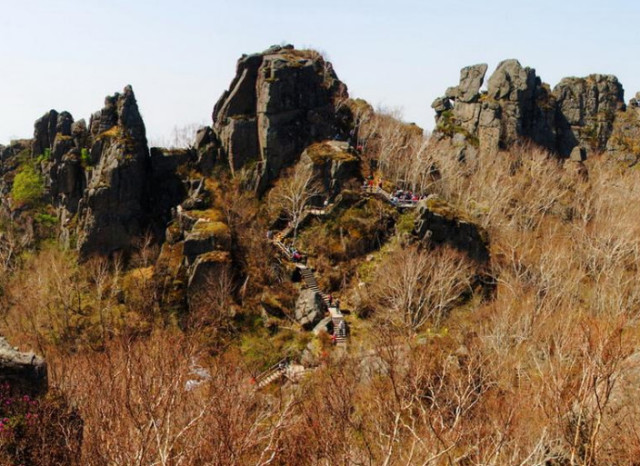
76, 86, 151, 257
89, 85, 147, 147
211, 44, 350, 193
432, 59, 632, 161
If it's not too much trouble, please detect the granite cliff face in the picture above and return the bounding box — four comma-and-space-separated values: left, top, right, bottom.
211, 44, 349, 193
76, 86, 151, 257
28, 86, 152, 257
432, 60, 629, 160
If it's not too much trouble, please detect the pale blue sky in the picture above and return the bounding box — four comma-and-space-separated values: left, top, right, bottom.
1, 0, 639, 145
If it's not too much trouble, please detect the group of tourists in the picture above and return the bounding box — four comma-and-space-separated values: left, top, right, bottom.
327, 294, 340, 310
288, 245, 305, 263
361, 177, 426, 206
390, 189, 426, 205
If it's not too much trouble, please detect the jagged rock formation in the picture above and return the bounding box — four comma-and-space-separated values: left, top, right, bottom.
0, 337, 47, 396
75, 86, 151, 256
432, 59, 629, 159
193, 126, 221, 174
154, 172, 234, 311
414, 196, 490, 263
211, 44, 349, 193
25, 86, 154, 257
446, 63, 488, 103
32, 109, 87, 219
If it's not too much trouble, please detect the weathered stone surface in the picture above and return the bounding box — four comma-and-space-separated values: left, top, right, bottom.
414, 196, 489, 263
457, 63, 488, 103
56, 111, 73, 136
216, 117, 260, 172
445, 86, 459, 100
149, 147, 191, 222
32, 109, 59, 157
606, 104, 640, 164
212, 45, 349, 193
453, 102, 482, 134
487, 59, 535, 102
0, 337, 47, 396
194, 126, 221, 173
554, 74, 624, 155
434, 60, 627, 159
76, 85, 150, 257
187, 251, 232, 297
50, 150, 85, 215
431, 96, 452, 114
302, 140, 362, 199
486, 59, 539, 148
295, 289, 325, 330
183, 220, 231, 263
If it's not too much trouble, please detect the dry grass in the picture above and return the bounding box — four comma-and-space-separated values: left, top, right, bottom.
7, 122, 640, 463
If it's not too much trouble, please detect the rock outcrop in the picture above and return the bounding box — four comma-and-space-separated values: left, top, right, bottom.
446, 63, 488, 103
606, 99, 640, 165
32, 109, 89, 217
295, 289, 326, 330
75, 86, 151, 257
0, 140, 31, 199
23, 86, 156, 257
211, 44, 349, 193
0, 337, 47, 396
433, 60, 627, 159
414, 196, 490, 263
554, 74, 624, 156
302, 140, 362, 199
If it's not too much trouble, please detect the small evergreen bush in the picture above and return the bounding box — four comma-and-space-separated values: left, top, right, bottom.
11, 165, 45, 207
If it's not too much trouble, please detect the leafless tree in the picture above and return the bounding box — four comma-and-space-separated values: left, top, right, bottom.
369, 245, 474, 332
268, 159, 321, 243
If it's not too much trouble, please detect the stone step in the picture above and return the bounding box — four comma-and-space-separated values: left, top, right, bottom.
256, 368, 286, 389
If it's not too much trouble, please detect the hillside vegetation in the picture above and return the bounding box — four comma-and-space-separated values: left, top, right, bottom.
1, 45, 640, 464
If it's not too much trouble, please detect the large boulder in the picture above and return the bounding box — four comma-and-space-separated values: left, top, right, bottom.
212, 45, 349, 194
0, 337, 47, 396
295, 289, 326, 330
456, 63, 488, 103
186, 251, 232, 298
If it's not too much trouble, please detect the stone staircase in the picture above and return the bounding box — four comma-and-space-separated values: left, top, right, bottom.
299, 265, 322, 295
254, 359, 289, 389
276, 204, 333, 240
297, 263, 347, 346
329, 307, 347, 346
256, 203, 351, 390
